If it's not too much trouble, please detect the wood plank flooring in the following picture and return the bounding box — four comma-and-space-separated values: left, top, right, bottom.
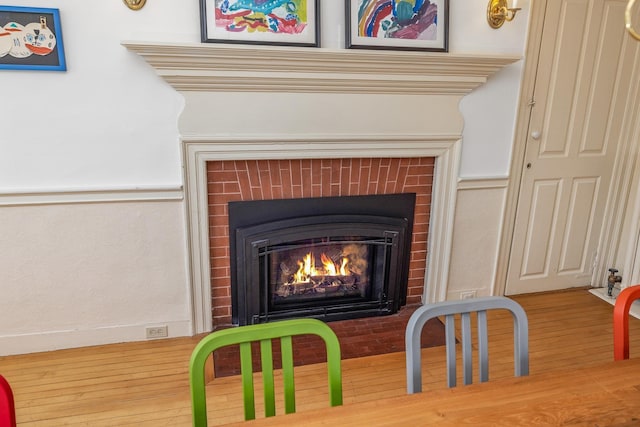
2, 289, 640, 426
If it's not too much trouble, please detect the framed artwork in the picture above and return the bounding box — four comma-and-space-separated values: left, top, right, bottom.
200, 0, 320, 47
0, 6, 66, 71
346, 0, 449, 52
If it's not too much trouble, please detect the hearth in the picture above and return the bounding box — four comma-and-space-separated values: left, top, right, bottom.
229, 193, 416, 325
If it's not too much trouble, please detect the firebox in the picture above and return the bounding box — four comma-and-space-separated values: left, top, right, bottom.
229, 193, 416, 325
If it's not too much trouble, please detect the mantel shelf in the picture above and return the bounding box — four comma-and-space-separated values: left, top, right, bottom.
122, 41, 521, 95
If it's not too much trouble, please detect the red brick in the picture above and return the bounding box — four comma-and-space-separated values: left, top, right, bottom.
272, 186, 283, 199
208, 182, 224, 194
223, 182, 241, 194
268, 161, 281, 185
250, 186, 262, 200
208, 170, 239, 183
211, 276, 230, 289
210, 246, 228, 259
212, 306, 231, 318
205, 157, 434, 329
212, 305, 446, 377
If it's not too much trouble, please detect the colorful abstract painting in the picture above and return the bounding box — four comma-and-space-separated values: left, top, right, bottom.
200, 0, 319, 47
346, 0, 448, 51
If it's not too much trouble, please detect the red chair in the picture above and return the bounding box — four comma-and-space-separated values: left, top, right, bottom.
0, 375, 16, 427
613, 285, 640, 360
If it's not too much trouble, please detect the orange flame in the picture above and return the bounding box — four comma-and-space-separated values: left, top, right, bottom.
292, 252, 350, 283
321, 253, 337, 275
340, 257, 349, 275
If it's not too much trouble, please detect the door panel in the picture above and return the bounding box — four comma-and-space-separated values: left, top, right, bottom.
520, 180, 561, 278
559, 177, 598, 272
506, 0, 634, 294
541, 1, 589, 156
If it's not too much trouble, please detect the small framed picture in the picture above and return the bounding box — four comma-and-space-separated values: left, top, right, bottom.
200, 0, 320, 48
0, 6, 66, 71
346, 0, 449, 52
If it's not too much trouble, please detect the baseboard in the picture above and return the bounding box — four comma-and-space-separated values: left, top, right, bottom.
0, 320, 193, 356
588, 287, 640, 320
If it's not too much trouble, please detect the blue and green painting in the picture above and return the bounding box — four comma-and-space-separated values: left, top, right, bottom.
215, 0, 309, 34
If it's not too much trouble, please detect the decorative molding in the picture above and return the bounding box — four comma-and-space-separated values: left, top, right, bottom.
457, 176, 509, 190
0, 186, 183, 206
181, 134, 459, 158
182, 135, 461, 333
122, 41, 521, 95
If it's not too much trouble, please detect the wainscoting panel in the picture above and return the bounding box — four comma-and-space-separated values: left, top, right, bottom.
447, 178, 509, 300
0, 193, 190, 356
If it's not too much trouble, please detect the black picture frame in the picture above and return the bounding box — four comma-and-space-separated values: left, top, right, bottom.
345, 0, 449, 52
0, 6, 66, 71
200, 0, 320, 48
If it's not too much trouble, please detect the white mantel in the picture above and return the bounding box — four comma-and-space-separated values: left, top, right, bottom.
123, 41, 519, 95
124, 41, 519, 333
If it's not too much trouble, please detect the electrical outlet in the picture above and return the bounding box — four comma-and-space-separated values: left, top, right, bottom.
460, 290, 477, 300
146, 326, 168, 339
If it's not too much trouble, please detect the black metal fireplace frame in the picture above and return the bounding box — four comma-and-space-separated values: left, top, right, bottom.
228, 193, 416, 325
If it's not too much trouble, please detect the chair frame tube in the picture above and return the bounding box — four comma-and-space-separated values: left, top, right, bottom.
406, 296, 529, 394
0, 375, 16, 427
613, 285, 640, 360
189, 318, 342, 426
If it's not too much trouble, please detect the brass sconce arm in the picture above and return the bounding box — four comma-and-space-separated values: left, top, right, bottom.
123, 0, 146, 10
626, 0, 640, 41
487, 0, 521, 29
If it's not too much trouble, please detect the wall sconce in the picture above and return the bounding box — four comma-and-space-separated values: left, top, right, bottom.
627, 0, 640, 40
123, 0, 146, 10
487, 0, 521, 29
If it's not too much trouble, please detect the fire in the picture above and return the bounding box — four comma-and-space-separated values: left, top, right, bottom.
321, 253, 338, 275
293, 252, 350, 283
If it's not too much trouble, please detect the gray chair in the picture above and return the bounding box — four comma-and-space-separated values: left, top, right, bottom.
406, 296, 529, 394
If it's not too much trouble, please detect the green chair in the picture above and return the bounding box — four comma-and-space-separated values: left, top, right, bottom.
189, 318, 343, 426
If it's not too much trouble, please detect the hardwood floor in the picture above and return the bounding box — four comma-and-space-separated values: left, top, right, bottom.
2, 289, 640, 426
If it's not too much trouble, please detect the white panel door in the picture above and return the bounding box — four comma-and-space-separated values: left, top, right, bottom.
506, 0, 638, 294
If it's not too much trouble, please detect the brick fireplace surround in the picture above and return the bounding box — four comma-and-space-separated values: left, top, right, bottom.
207, 157, 434, 328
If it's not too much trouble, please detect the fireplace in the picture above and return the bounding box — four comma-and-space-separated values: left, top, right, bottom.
125, 41, 517, 334
229, 193, 415, 325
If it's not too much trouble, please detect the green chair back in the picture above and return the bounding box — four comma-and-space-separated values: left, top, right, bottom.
189, 318, 342, 426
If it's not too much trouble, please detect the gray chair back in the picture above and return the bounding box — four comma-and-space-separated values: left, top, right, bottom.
406, 296, 529, 393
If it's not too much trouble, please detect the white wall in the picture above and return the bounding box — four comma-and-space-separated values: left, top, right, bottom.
454, 1, 529, 178
1, 0, 528, 190
0, 1, 191, 190
0, 0, 530, 355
